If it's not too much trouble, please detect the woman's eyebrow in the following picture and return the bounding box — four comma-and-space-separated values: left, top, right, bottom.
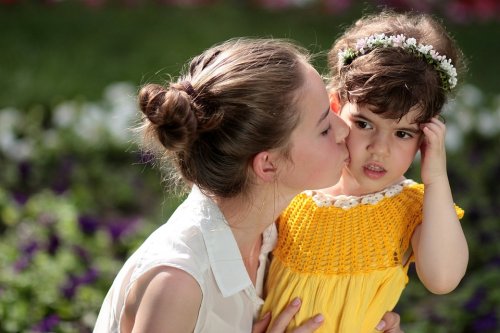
316, 106, 331, 126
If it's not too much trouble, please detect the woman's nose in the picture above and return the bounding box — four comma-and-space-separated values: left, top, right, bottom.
332, 113, 349, 143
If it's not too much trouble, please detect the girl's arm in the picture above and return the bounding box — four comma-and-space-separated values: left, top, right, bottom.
125, 266, 202, 333
411, 117, 468, 295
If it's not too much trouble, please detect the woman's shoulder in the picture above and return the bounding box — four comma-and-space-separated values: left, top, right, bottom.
128, 199, 212, 286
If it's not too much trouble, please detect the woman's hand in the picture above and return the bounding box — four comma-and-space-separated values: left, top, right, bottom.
252, 298, 324, 333
375, 311, 404, 333
253, 301, 403, 333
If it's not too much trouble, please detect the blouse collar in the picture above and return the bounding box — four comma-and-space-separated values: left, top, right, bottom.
192, 187, 276, 298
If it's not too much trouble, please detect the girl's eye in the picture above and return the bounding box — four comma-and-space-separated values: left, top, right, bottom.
321, 125, 331, 136
355, 120, 371, 129
396, 131, 413, 139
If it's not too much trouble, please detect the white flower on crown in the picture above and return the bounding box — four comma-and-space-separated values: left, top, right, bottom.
337, 33, 458, 91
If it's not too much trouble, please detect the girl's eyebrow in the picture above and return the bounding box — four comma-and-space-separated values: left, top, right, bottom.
398, 126, 422, 134
350, 109, 422, 134
348, 109, 371, 122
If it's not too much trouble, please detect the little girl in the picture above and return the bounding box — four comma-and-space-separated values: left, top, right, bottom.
262, 11, 469, 333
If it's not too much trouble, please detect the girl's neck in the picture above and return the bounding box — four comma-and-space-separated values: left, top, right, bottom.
322, 172, 406, 197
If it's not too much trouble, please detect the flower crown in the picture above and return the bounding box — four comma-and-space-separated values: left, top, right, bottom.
338, 33, 458, 91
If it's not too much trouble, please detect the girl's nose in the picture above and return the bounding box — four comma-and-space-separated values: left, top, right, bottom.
367, 134, 390, 156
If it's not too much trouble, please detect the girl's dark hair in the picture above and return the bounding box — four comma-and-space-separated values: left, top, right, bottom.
137, 38, 310, 198
328, 11, 466, 123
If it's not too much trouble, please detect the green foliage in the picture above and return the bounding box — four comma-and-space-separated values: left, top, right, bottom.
1, 2, 498, 109
0, 83, 184, 332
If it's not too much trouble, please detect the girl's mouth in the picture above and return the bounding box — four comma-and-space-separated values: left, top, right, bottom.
363, 163, 386, 179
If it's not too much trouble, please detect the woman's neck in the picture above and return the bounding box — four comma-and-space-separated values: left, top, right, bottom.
215, 185, 292, 284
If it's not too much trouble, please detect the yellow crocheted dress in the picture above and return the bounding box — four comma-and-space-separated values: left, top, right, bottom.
262, 180, 464, 333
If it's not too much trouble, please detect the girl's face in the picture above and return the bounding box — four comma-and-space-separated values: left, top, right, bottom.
338, 102, 422, 196
278, 63, 350, 194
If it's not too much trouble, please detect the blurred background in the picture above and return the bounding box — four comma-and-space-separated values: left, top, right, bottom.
0, 0, 498, 332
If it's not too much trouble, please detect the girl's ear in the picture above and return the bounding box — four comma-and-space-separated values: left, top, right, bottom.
252, 151, 277, 183
329, 91, 341, 115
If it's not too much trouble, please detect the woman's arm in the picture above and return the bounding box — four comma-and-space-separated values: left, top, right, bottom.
412, 117, 468, 294
125, 266, 202, 333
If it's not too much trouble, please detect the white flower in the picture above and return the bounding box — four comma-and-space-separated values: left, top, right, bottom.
459, 84, 484, 108
356, 38, 367, 51
74, 103, 107, 144
105, 82, 137, 144
477, 109, 498, 137
338, 33, 457, 90
445, 123, 464, 152
0, 107, 21, 134
53, 101, 79, 128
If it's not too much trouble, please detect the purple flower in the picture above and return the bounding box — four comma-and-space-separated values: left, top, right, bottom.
12, 191, 29, 205
488, 256, 500, 267
464, 287, 486, 312
51, 156, 74, 194
61, 274, 79, 299
138, 150, 155, 165
73, 245, 91, 264
106, 217, 139, 241
13, 241, 39, 272
47, 233, 60, 255
18, 160, 31, 183
21, 240, 39, 255
80, 267, 99, 285
78, 215, 100, 235
31, 314, 60, 332
61, 267, 99, 299
473, 312, 498, 332
13, 256, 30, 272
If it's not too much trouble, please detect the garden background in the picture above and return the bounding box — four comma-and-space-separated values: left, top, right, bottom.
0, 0, 499, 332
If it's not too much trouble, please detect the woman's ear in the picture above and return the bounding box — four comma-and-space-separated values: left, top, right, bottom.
329, 91, 341, 115
252, 151, 277, 183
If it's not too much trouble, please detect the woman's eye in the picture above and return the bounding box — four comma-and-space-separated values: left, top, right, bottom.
396, 131, 413, 139
321, 125, 331, 136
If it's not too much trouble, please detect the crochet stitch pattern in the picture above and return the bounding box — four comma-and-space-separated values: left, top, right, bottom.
338, 34, 458, 91
273, 182, 464, 275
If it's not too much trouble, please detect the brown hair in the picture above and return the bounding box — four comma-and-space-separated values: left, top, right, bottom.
328, 11, 466, 123
138, 38, 310, 198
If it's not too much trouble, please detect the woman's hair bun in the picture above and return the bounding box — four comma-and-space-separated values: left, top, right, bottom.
138, 82, 198, 152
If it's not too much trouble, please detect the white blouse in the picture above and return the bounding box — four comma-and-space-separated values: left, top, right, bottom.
93, 186, 277, 333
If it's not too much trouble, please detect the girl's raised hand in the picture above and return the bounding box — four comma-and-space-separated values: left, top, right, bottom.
419, 116, 448, 185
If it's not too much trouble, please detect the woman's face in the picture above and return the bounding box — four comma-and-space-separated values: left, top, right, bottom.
278, 63, 350, 194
